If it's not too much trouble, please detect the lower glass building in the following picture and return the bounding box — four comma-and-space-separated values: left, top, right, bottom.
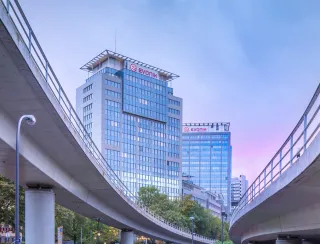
182, 123, 232, 214
76, 49, 182, 198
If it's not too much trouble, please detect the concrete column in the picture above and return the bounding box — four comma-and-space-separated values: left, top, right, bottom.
25, 188, 55, 244
121, 230, 134, 244
276, 239, 300, 244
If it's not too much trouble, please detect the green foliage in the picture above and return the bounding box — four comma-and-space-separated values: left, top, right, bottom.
0, 175, 118, 244
138, 186, 231, 241
0, 175, 232, 243
215, 241, 233, 244
55, 204, 119, 243
0, 175, 25, 231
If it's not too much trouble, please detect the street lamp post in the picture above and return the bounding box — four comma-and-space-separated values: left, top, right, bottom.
217, 193, 226, 244
190, 216, 194, 244
93, 217, 101, 244
221, 212, 227, 244
97, 231, 101, 244
15, 115, 36, 244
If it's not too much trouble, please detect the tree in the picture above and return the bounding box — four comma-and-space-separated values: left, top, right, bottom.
138, 186, 232, 242
138, 186, 188, 228
138, 186, 166, 208
0, 175, 232, 243
94, 225, 119, 244
55, 204, 119, 244
0, 175, 25, 234
55, 204, 90, 243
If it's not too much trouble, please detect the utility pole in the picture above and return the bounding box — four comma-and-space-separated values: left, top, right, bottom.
221, 213, 224, 244
190, 216, 194, 244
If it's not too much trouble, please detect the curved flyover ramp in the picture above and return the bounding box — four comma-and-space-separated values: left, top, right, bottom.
229, 84, 320, 244
0, 0, 212, 243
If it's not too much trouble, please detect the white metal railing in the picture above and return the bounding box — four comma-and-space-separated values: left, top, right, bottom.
0, 0, 213, 242
230, 84, 320, 226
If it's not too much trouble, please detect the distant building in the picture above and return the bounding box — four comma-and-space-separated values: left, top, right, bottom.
182, 175, 221, 218
231, 175, 248, 212
76, 49, 182, 198
182, 122, 232, 214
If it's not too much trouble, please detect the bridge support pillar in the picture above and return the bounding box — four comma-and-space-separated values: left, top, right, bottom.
25, 188, 55, 244
276, 238, 300, 244
121, 229, 134, 244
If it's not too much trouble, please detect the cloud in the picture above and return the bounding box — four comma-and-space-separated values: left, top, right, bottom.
19, 0, 320, 184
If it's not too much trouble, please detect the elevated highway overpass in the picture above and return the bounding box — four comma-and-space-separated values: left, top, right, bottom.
0, 0, 213, 243
229, 84, 320, 244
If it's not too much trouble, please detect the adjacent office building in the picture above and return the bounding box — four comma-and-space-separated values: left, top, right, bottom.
182, 123, 232, 214
182, 175, 221, 218
231, 175, 248, 212
76, 49, 182, 198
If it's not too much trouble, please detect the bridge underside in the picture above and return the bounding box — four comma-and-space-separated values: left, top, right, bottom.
230, 134, 320, 244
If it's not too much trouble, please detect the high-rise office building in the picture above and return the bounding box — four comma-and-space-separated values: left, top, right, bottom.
182, 123, 232, 213
231, 175, 248, 212
76, 49, 182, 198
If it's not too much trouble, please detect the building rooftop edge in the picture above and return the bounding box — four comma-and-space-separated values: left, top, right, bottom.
182, 180, 220, 197
80, 49, 180, 81
183, 122, 230, 126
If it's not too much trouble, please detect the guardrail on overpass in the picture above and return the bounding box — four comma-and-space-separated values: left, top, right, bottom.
230, 83, 320, 227
0, 0, 213, 242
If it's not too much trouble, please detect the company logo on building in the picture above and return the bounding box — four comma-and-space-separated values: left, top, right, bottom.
128, 62, 158, 79
130, 63, 137, 72
183, 126, 207, 133
191, 128, 207, 132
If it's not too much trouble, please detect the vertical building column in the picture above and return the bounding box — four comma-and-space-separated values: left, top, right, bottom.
25, 188, 55, 244
121, 230, 134, 244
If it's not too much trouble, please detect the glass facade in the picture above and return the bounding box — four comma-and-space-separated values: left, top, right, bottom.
182, 125, 232, 213
77, 54, 181, 198
123, 69, 168, 122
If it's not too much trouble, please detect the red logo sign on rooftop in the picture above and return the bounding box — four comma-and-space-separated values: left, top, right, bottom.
130, 63, 137, 72
129, 62, 158, 79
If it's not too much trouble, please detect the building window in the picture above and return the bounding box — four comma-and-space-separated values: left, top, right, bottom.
85, 122, 92, 132
105, 80, 121, 89
169, 99, 180, 106
83, 103, 93, 114
169, 108, 180, 115
105, 89, 121, 99
105, 100, 121, 110
83, 84, 93, 93
83, 113, 92, 122
83, 93, 93, 103
139, 98, 148, 105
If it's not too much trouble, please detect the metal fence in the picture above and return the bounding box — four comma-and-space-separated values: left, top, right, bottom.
230, 83, 320, 226
0, 0, 213, 242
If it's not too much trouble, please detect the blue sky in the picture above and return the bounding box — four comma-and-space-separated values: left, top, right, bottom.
19, 0, 320, 183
